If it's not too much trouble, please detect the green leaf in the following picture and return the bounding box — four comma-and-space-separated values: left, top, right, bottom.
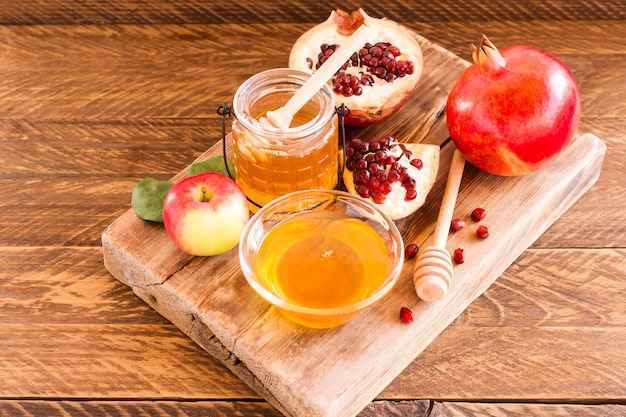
131, 177, 174, 222
189, 156, 236, 179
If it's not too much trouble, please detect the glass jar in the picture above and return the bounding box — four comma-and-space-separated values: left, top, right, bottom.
232, 68, 339, 211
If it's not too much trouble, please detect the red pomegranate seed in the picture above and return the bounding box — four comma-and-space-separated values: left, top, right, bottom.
371, 190, 386, 204
368, 163, 380, 174
400, 307, 414, 323
379, 136, 391, 147
355, 184, 370, 199
388, 169, 400, 183
355, 169, 370, 184
476, 225, 490, 239
404, 243, 419, 260
450, 218, 465, 232
471, 207, 486, 222
375, 170, 388, 183
379, 181, 392, 195
410, 158, 423, 170
453, 247, 465, 264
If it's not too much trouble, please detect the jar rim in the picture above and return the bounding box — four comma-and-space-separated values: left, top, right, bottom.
233, 68, 336, 141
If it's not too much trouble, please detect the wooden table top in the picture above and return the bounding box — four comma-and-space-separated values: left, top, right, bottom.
0, 1, 624, 416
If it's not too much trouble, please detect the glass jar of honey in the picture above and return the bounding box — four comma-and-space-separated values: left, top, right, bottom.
231, 68, 339, 211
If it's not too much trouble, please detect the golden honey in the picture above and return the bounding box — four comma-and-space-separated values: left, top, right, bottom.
253, 210, 389, 313
232, 69, 338, 211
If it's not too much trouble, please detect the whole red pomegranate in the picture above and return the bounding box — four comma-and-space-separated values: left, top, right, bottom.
446, 35, 581, 176
289, 9, 424, 126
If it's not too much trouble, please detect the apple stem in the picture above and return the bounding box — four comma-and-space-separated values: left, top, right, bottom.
199, 186, 212, 202
471, 34, 506, 75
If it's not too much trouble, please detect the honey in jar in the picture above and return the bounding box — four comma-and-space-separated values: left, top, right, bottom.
253, 210, 389, 313
231, 69, 339, 211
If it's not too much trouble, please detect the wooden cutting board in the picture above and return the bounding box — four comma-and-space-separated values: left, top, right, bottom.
101, 32, 607, 417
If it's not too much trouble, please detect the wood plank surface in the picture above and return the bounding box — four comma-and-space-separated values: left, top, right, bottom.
0, 1, 624, 416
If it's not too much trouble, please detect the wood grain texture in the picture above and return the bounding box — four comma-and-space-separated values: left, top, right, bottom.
0, 401, 284, 417
0, 1, 624, 416
0, 1, 625, 25
431, 402, 626, 417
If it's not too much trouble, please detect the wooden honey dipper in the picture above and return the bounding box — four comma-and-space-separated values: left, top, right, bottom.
413, 149, 466, 302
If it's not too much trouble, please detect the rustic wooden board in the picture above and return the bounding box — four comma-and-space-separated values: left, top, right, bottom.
101, 34, 607, 417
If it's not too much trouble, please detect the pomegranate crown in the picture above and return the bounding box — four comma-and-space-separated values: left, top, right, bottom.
471, 35, 506, 74
332, 9, 366, 35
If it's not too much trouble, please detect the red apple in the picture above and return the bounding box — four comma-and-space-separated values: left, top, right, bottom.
163, 172, 250, 256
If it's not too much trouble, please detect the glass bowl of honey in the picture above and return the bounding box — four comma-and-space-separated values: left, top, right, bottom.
238, 189, 404, 329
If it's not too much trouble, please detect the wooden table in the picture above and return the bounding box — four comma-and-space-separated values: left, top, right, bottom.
1, 1, 624, 416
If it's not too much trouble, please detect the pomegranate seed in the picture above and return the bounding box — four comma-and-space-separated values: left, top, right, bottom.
388, 169, 400, 183
471, 207, 486, 222
369, 177, 380, 190
361, 74, 374, 86
410, 158, 423, 170
379, 181, 392, 194
389, 45, 401, 56
453, 247, 465, 264
400, 307, 414, 323
404, 244, 419, 260
476, 225, 490, 239
356, 141, 369, 153
371, 190, 386, 204
402, 178, 415, 189
450, 218, 465, 232
355, 169, 370, 184
405, 189, 417, 201
355, 185, 370, 199
368, 163, 380, 174
375, 170, 388, 183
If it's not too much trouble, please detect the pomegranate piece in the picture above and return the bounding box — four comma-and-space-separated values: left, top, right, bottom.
453, 247, 465, 264
471, 207, 486, 222
476, 225, 490, 239
450, 218, 465, 232
399, 307, 414, 323
404, 243, 419, 260
343, 136, 439, 220
289, 8, 424, 126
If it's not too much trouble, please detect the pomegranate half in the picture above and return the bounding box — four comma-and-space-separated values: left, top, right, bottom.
289, 9, 424, 126
343, 136, 439, 220
446, 35, 581, 176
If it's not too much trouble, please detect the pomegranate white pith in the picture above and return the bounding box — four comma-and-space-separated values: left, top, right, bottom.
289, 8, 424, 126
343, 136, 439, 220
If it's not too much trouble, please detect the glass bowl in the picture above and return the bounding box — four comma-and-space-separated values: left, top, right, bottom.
238, 190, 404, 328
